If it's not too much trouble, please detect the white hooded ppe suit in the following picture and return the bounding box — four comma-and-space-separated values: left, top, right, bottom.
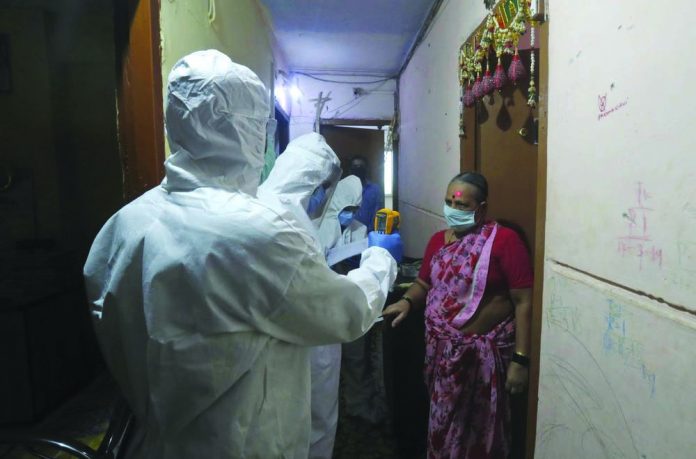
317, 175, 368, 251
259, 138, 371, 459
83, 50, 396, 459
322, 176, 389, 424
257, 132, 340, 244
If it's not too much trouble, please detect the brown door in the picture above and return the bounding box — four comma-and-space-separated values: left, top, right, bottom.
115, 0, 165, 201
461, 49, 540, 459
463, 50, 538, 252
321, 125, 385, 192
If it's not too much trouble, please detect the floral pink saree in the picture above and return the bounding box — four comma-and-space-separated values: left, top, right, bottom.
424, 222, 515, 459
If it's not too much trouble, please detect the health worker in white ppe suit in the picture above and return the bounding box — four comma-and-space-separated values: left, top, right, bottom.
322, 176, 390, 425
257, 132, 341, 247
259, 138, 362, 459
83, 50, 397, 459
317, 175, 368, 251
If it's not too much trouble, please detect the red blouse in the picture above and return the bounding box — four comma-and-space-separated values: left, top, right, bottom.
417, 225, 533, 294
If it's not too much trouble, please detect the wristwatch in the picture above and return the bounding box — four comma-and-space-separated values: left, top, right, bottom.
511, 352, 530, 367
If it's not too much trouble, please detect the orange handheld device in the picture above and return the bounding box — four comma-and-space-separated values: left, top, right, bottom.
374, 209, 400, 234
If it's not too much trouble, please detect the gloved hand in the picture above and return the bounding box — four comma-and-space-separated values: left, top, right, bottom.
346, 247, 397, 325
367, 231, 403, 263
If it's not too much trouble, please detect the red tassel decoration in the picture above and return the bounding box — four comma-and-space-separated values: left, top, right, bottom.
463, 83, 475, 107
493, 58, 507, 91
507, 50, 527, 85
472, 74, 483, 99
482, 69, 494, 95
481, 59, 494, 95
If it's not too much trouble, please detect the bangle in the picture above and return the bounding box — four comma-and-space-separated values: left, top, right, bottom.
400, 295, 414, 308
511, 352, 530, 367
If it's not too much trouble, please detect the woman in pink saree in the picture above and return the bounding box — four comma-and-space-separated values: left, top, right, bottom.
383, 172, 533, 459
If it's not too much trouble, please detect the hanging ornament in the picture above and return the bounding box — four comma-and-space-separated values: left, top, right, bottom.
482, 59, 495, 95
464, 81, 476, 107
507, 48, 527, 85
527, 26, 537, 108
493, 57, 507, 91
472, 73, 484, 99
459, 85, 466, 136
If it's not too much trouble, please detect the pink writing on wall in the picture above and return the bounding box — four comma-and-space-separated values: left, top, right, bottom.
617, 182, 663, 269
598, 93, 628, 121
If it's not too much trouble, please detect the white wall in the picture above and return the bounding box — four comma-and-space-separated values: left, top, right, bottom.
289, 74, 396, 139
397, 0, 488, 257
536, 1, 696, 457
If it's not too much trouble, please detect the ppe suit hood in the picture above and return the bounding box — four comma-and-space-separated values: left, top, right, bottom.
163, 50, 269, 195
317, 175, 363, 250
258, 133, 341, 218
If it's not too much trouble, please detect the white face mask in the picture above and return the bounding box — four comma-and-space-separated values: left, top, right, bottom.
443, 204, 477, 231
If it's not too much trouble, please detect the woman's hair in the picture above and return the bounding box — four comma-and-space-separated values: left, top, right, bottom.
449, 172, 488, 203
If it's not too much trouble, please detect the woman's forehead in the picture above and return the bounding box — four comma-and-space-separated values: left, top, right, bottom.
446, 182, 477, 199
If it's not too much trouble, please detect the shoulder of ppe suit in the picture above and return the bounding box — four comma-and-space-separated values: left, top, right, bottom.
245, 198, 325, 256
286, 133, 339, 165
91, 188, 163, 243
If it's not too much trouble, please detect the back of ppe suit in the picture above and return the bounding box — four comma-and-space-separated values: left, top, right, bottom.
83, 50, 396, 459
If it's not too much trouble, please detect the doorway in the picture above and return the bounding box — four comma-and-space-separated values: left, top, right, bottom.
320, 122, 394, 216
460, 20, 548, 459
466, 48, 538, 251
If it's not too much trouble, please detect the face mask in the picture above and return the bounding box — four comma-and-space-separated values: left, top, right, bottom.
307, 186, 326, 216
338, 210, 355, 227
443, 204, 477, 231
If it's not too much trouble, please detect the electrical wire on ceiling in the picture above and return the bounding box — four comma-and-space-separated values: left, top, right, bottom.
324, 80, 391, 117
295, 71, 396, 85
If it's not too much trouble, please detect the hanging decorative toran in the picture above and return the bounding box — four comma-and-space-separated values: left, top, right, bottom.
459, 0, 538, 136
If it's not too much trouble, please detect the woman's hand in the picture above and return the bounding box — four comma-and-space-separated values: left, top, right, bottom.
382, 299, 411, 328
505, 362, 529, 395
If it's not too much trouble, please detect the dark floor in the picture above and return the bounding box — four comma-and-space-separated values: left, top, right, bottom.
333, 378, 400, 459
0, 373, 116, 458
0, 370, 404, 459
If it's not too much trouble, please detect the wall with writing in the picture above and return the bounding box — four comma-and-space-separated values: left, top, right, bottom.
544, 0, 696, 310
537, 0, 696, 457
537, 264, 696, 459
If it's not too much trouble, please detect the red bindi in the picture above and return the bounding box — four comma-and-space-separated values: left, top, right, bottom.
454, 191, 463, 197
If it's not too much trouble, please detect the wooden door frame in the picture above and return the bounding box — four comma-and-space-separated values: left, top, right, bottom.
526, 14, 548, 459
114, 0, 165, 202
458, 10, 549, 459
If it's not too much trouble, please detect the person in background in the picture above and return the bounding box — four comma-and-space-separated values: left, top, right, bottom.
84, 50, 397, 459
348, 155, 384, 229
383, 172, 533, 459
257, 132, 347, 459
319, 176, 389, 426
